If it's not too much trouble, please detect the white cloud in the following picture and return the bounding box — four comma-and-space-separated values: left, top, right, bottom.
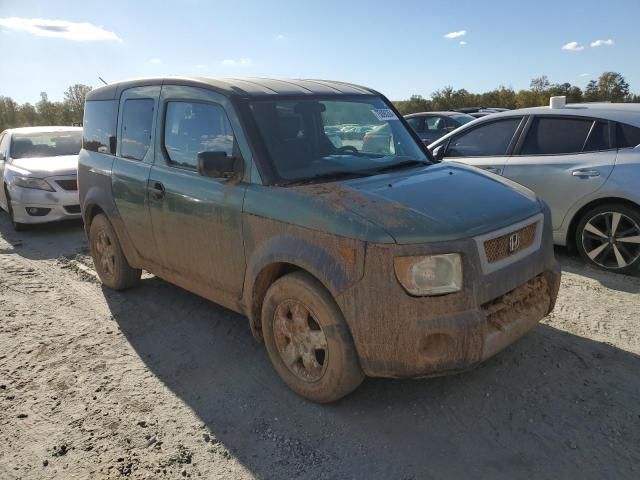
221, 58, 252, 66
591, 38, 614, 47
459, 40, 467, 45
0, 16, 121, 42
194, 64, 207, 71
149, 58, 161, 64
444, 30, 466, 39
275, 33, 287, 40
561, 41, 584, 51
579, 73, 591, 77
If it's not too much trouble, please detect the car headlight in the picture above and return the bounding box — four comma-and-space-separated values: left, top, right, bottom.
11, 176, 55, 192
394, 254, 463, 296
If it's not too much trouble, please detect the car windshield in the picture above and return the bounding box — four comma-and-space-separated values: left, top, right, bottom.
10, 131, 82, 159
452, 114, 475, 125
249, 96, 430, 184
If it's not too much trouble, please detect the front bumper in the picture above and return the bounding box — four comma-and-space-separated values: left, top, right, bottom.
7, 176, 81, 224
336, 209, 561, 378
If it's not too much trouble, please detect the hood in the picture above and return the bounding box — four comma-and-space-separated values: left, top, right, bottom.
10, 155, 78, 177
303, 163, 542, 244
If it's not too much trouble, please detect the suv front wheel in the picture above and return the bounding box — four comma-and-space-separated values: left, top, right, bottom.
89, 214, 141, 290
262, 271, 364, 403
576, 203, 640, 274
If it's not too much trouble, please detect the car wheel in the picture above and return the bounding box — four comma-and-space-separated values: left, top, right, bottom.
4, 187, 27, 232
89, 213, 141, 290
262, 271, 364, 403
576, 203, 640, 274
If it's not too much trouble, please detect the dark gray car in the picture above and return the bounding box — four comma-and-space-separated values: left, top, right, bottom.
405, 111, 475, 144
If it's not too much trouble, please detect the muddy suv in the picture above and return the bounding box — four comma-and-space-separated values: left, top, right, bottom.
79, 77, 560, 402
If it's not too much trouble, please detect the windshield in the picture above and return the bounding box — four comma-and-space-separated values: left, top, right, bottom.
452, 114, 475, 126
10, 131, 82, 159
249, 96, 429, 184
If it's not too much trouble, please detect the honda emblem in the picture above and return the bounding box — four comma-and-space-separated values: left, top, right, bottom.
508, 233, 521, 253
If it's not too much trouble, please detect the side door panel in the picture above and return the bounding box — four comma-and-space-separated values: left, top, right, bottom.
111, 86, 161, 265
149, 84, 248, 297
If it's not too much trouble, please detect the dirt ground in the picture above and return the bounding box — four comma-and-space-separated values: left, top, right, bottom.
0, 216, 639, 480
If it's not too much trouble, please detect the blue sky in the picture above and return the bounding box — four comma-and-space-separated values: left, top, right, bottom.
1, 0, 639, 104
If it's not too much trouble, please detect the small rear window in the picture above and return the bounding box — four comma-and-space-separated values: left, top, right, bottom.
616, 123, 640, 149
83, 100, 117, 154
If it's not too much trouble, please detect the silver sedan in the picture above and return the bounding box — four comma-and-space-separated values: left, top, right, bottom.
429, 100, 640, 274
0, 126, 82, 231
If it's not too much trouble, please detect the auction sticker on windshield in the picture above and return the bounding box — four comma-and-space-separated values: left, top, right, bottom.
371, 109, 398, 121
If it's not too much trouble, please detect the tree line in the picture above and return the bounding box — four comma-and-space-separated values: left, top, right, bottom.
394, 72, 639, 114
0, 84, 92, 132
0, 72, 638, 131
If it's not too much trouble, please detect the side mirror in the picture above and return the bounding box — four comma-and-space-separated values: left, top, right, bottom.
432, 145, 445, 161
197, 151, 242, 179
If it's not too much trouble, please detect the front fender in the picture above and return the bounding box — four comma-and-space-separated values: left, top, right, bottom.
241, 214, 366, 334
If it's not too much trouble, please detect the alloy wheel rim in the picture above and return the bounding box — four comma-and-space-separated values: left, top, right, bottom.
582, 211, 640, 269
95, 229, 116, 277
273, 300, 328, 382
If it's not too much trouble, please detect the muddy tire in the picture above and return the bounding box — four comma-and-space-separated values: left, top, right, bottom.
89, 214, 141, 290
262, 271, 364, 403
576, 203, 640, 274
4, 187, 28, 232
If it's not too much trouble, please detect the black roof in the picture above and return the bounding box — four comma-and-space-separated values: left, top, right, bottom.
86, 77, 379, 101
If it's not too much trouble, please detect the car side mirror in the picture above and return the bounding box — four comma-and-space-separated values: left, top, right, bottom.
432, 145, 445, 161
197, 151, 242, 179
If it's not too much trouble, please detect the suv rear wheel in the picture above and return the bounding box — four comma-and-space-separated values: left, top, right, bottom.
262, 271, 364, 403
89, 214, 141, 290
576, 203, 640, 274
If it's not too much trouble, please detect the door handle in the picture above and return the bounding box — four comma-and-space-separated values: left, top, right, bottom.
149, 181, 165, 200
572, 169, 600, 178
483, 166, 502, 175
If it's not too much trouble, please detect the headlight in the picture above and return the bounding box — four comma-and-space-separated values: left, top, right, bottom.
11, 176, 55, 192
394, 254, 463, 296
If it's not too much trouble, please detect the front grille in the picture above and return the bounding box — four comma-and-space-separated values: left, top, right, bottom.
55, 179, 77, 191
482, 274, 549, 331
484, 222, 537, 263
64, 205, 81, 214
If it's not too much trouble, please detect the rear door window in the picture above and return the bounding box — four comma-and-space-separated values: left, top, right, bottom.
446, 118, 521, 157
164, 101, 235, 170
120, 99, 155, 161
83, 100, 118, 154
616, 122, 640, 148
521, 117, 593, 155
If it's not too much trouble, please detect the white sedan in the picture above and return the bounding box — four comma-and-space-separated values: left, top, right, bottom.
0, 126, 83, 231
428, 99, 640, 274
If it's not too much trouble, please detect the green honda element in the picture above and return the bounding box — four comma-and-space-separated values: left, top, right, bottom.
79, 77, 561, 402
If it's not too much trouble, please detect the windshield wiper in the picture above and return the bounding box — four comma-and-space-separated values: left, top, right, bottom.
366, 159, 431, 174
286, 169, 375, 186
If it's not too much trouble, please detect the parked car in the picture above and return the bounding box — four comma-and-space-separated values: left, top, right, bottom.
0, 126, 83, 230
429, 98, 640, 273
79, 77, 560, 402
404, 111, 475, 144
